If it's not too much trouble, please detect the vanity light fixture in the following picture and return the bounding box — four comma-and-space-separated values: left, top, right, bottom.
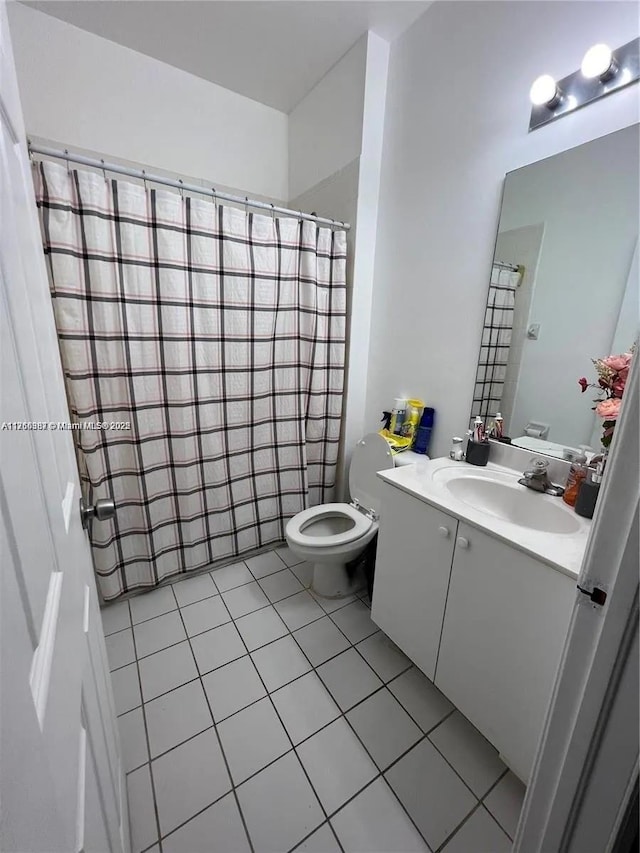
529, 74, 563, 108
581, 43, 618, 81
529, 36, 639, 131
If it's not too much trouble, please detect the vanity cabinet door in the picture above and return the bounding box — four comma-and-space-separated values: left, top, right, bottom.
435, 522, 575, 782
371, 483, 458, 681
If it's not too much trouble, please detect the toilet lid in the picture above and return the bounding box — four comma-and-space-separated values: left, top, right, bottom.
349, 432, 394, 514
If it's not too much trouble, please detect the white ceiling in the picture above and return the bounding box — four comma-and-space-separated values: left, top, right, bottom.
23, 1, 430, 112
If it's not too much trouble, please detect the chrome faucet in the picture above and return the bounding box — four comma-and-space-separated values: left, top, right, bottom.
518, 457, 565, 496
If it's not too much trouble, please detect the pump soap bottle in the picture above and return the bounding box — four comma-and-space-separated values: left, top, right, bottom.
562, 450, 588, 507
575, 460, 604, 519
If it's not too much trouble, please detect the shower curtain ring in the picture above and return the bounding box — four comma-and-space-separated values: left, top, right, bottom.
178, 179, 184, 201
64, 149, 71, 175
244, 197, 249, 216
100, 159, 107, 183
270, 203, 275, 221
142, 170, 148, 193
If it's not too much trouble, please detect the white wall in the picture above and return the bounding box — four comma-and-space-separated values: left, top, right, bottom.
289, 32, 389, 499
342, 32, 390, 491
365, 0, 640, 460
288, 35, 367, 200
8, 3, 288, 201
501, 127, 638, 446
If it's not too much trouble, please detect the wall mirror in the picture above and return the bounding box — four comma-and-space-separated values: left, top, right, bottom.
470, 124, 638, 458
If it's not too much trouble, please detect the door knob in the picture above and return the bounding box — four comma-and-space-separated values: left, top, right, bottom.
80, 497, 116, 529
438, 526, 450, 538
457, 536, 470, 549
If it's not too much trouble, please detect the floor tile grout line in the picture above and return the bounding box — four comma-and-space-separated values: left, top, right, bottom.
219, 590, 346, 853
125, 564, 362, 635
121, 555, 286, 629
124, 578, 421, 726
288, 819, 333, 852
116, 549, 512, 851
330, 720, 434, 848
101, 543, 305, 617
131, 677, 386, 773
115, 580, 370, 683
166, 583, 257, 853
128, 608, 164, 853
279, 600, 493, 848
134, 720, 448, 852
304, 726, 445, 852
245, 578, 441, 852
120, 587, 447, 742
329, 694, 462, 850
113, 585, 322, 672
132, 675, 202, 710
105, 543, 293, 611
433, 799, 486, 853
432, 769, 518, 853
477, 767, 516, 840
125, 644, 503, 845
117, 633, 378, 722
424, 715, 507, 804
102, 597, 134, 638
254, 565, 305, 600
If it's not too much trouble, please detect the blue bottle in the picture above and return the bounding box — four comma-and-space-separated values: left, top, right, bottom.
414, 407, 435, 455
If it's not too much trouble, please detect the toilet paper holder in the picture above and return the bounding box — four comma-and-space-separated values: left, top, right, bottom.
524, 421, 550, 440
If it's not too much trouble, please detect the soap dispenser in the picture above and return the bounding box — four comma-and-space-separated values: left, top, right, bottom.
574, 460, 604, 519
562, 450, 588, 507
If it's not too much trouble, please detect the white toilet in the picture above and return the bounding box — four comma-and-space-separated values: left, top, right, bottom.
285, 433, 418, 599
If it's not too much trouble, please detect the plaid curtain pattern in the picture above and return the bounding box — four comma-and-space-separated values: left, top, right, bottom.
470, 264, 520, 424
34, 160, 346, 600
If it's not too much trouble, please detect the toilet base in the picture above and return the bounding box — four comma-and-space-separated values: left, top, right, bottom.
311, 560, 361, 599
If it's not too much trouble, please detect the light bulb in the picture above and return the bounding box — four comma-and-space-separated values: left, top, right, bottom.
581, 44, 617, 80
529, 75, 561, 107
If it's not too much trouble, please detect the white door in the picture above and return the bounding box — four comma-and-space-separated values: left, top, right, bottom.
0, 7, 129, 853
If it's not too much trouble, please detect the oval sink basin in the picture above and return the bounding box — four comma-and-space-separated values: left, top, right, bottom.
432, 467, 581, 535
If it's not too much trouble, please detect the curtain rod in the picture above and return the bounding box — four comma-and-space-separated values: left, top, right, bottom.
28, 143, 351, 231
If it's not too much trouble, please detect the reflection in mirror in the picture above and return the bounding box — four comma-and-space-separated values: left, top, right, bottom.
470, 125, 639, 459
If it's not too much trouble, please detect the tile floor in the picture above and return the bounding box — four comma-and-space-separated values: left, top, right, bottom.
103, 546, 525, 853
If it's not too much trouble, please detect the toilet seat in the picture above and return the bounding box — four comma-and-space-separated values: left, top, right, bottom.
286, 503, 373, 548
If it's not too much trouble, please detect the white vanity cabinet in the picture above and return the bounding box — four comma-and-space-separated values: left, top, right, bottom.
371, 482, 458, 680
435, 521, 575, 781
371, 476, 578, 783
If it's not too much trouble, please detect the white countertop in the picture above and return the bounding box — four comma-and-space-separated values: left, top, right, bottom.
378, 457, 591, 578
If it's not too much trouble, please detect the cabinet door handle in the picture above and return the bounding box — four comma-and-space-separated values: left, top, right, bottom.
457, 536, 470, 549
438, 526, 450, 538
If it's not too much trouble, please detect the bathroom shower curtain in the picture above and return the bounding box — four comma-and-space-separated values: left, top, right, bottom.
34, 160, 346, 600
470, 263, 520, 423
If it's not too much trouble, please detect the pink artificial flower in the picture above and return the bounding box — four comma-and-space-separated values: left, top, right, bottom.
595, 398, 621, 420
612, 376, 626, 397
578, 377, 588, 393
602, 353, 632, 372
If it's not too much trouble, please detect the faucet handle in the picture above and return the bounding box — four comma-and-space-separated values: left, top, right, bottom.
525, 456, 549, 475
